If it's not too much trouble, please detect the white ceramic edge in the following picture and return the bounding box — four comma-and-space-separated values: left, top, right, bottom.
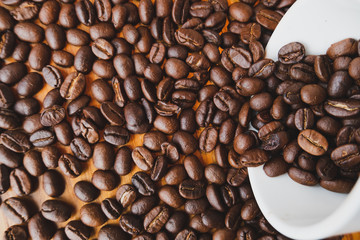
249, 0, 360, 239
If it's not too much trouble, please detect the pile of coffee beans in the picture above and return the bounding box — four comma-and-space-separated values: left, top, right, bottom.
0, 0, 350, 239
245, 39, 360, 194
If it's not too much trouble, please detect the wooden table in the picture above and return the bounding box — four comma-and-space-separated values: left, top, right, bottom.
0, 0, 359, 239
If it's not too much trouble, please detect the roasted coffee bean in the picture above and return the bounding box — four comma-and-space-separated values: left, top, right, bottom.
59, 4, 78, 28
14, 22, 44, 43
256, 9, 281, 30
206, 184, 226, 212
79, 117, 100, 144
70, 137, 92, 161
67, 28, 90, 46
298, 129, 328, 156
0, 31, 15, 60
0, 144, 22, 168
52, 50, 74, 67
10, 168, 33, 196
93, 59, 116, 79
161, 142, 180, 163
238, 149, 269, 167
67, 95, 90, 116
172, 0, 190, 24
0, 7, 14, 31
74, 180, 100, 202
60, 71, 86, 100
14, 97, 40, 116
114, 146, 132, 176
74, 46, 96, 74
58, 153, 83, 178
0, 130, 31, 153
0, 62, 27, 85
28, 213, 56, 240
184, 197, 209, 215
248, 59, 276, 79
103, 125, 130, 146
11, 1, 39, 21
3, 225, 28, 240
0, 83, 14, 108
331, 144, 360, 170
17, 72, 43, 97
65, 220, 92, 240
98, 225, 128, 240
221, 47, 252, 71
1, 197, 31, 224
30, 129, 55, 147
124, 102, 150, 134
183, 155, 204, 181
165, 211, 187, 234
172, 131, 197, 155
201, 209, 225, 228
320, 178, 355, 193
101, 198, 122, 219
326, 38, 358, 60
132, 171, 155, 196
92, 170, 119, 191
54, 121, 73, 146
116, 184, 137, 208
0, 164, 10, 194
42, 170, 65, 197
144, 205, 170, 234
39, 0, 60, 24
159, 185, 184, 208
40, 105, 66, 127
80, 203, 107, 227
199, 127, 218, 152
23, 149, 45, 177
28, 43, 51, 71
164, 164, 187, 185
263, 156, 289, 177
119, 214, 143, 235
22, 113, 42, 134
165, 58, 190, 79
41, 199, 72, 222
288, 167, 318, 186
75, 0, 95, 26
150, 156, 167, 181
179, 179, 206, 199
175, 229, 197, 240
42, 65, 63, 88
204, 164, 225, 184
93, 142, 115, 170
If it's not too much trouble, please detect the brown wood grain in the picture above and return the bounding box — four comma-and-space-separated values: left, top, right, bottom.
0, 0, 359, 239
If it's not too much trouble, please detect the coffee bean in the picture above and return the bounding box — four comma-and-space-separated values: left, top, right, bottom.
320, 178, 355, 193
30, 129, 56, 147
60, 71, 86, 100
111, 147, 132, 176
166, 211, 188, 234
175, 229, 197, 240
14, 22, 44, 43
98, 225, 128, 240
92, 170, 119, 191
0, 62, 27, 85
52, 228, 68, 240
132, 171, 155, 196
159, 185, 185, 208
59, 4, 78, 28
116, 184, 137, 208
119, 214, 143, 235
42, 170, 65, 197
65, 220, 92, 240
1, 197, 31, 224
288, 167, 318, 186
184, 197, 209, 215
298, 129, 328, 156
59, 153, 83, 178
74, 46, 95, 74
23, 149, 45, 177
10, 168, 33, 196
172, 0, 190, 24
179, 179, 206, 199
199, 127, 218, 152
41, 199, 72, 222
74, 180, 100, 203
256, 9, 281, 30
80, 203, 107, 227
94, 0, 111, 22
144, 205, 170, 233
101, 198, 122, 220
326, 38, 358, 60
28, 213, 56, 240
3, 225, 28, 240
201, 209, 225, 229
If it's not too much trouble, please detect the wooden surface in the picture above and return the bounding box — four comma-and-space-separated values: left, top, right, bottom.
0, 0, 359, 239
